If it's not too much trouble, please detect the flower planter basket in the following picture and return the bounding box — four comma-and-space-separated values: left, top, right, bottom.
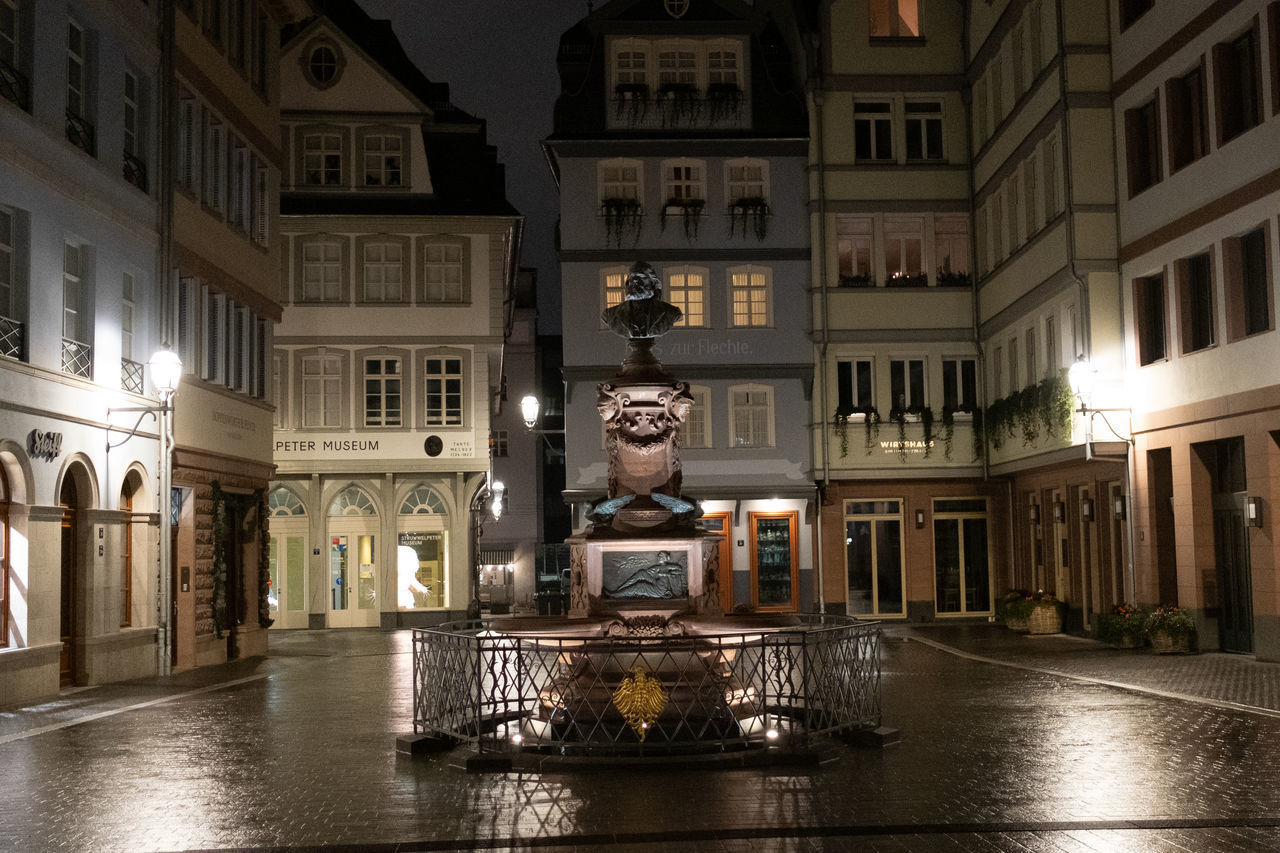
1150, 629, 1192, 654
1027, 605, 1062, 635
1109, 634, 1144, 649
1005, 616, 1030, 633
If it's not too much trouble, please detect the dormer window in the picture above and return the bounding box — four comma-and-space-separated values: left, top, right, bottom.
302, 38, 345, 89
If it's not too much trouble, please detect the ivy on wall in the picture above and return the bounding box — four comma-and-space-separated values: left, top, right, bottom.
211, 481, 228, 638
256, 488, 272, 629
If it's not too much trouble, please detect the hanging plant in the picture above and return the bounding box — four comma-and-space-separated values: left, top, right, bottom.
660, 197, 704, 241
941, 407, 956, 461
601, 197, 642, 248
256, 488, 273, 629
832, 411, 850, 459
971, 407, 985, 462
889, 408, 909, 462
706, 81, 742, 121
658, 82, 699, 125
864, 409, 880, 454
729, 197, 769, 241
211, 481, 228, 638
614, 82, 650, 124
1013, 387, 1040, 445
832, 406, 878, 458
1038, 373, 1074, 438
920, 406, 935, 459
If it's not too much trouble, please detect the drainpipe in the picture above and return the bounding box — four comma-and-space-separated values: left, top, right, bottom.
961, 13, 987, 485
1055, 0, 1091, 362
811, 33, 829, 615
156, 0, 176, 678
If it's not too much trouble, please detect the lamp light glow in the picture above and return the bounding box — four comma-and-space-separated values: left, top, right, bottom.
148, 348, 183, 397
520, 394, 540, 428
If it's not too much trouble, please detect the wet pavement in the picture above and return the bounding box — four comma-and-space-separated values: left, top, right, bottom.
2, 624, 1280, 851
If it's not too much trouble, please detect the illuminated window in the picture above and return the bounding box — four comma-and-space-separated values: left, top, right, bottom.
869, 0, 920, 37
730, 384, 774, 447
602, 265, 628, 311
664, 265, 705, 327
728, 265, 770, 327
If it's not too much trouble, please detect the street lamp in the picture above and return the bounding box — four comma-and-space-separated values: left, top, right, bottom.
468, 474, 507, 619
107, 348, 181, 676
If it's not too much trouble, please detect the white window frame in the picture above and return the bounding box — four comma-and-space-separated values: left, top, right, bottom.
729, 383, 775, 448
661, 158, 704, 205
889, 358, 926, 411
121, 271, 135, 363
123, 69, 141, 159
300, 237, 343, 302
203, 111, 226, 214
302, 130, 342, 187
63, 242, 84, 346
1, 0, 19, 70
904, 101, 943, 161
599, 158, 643, 206
0, 205, 14, 322
421, 240, 466, 303
361, 238, 405, 303
602, 264, 628, 313
362, 132, 403, 187
934, 215, 970, 280
363, 354, 402, 428
854, 101, 894, 161
424, 353, 464, 427
66, 19, 87, 119
663, 264, 706, 328
301, 351, 343, 429
728, 264, 771, 328
725, 158, 768, 206
683, 384, 712, 449
941, 357, 978, 412
837, 357, 875, 412
837, 216, 874, 283
884, 217, 925, 281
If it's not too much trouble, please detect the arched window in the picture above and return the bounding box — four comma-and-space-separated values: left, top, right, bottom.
399, 484, 447, 516
269, 487, 307, 517
329, 486, 375, 517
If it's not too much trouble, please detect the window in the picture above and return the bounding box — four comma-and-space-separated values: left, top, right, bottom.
837, 216, 873, 284
302, 131, 342, 186
1, 0, 22, 111
613, 38, 648, 89
0, 206, 14, 339
300, 238, 343, 302
121, 272, 136, 382
837, 359, 874, 412
884, 217, 924, 283
707, 40, 740, 88
869, 0, 920, 37
1120, 0, 1154, 31
308, 44, 338, 85
1225, 226, 1273, 339
662, 159, 703, 204
178, 92, 197, 190
62, 242, 91, 378
230, 137, 250, 231
974, 75, 988, 147
854, 103, 893, 161
177, 275, 196, 372
991, 55, 1004, 124
1135, 273, 1167, 365
204, 113, 225, 213
935, 215, 970, 283
728, 265, 769, 327
1006, 175, 1020, 251
1166, 66, 1207, 172
1007, 338, 1019, 391
422, 241, 465, 303
360, 238, 404, 302
363, 356, 401, 427
1012, 26, 1026, 99
253, 317, 269, 399
845, 499, 905, 618
1, 465, 9, 646
425, 355, 463, 426
66, 20, 94, 156
730, 384, 773, 447
1025, 327, 1038, 382
602, 265, 627, 310
890, 358, 925, 410
664, 265, 705, 327
1216, 27, 1262, 144
599, 158, 642, 205
1178, 252, 1215, 353
942, 358, 977, 412
1125, 97, 1161, 195
1045, 314, 1060, 374
683, 385, 711, 449
301, 353, 342, 428
203, 0, 223, 45
1044, 135, 1059, 217
990, 194, 1005, 263
203, 288, 225, 384
725, 159, 767, 204
123, 70, 146, 191
905, 102, 943, 161
362, 133, 402, 187
491, 430, 508, 457
1029, 2, 1043, 73
272, 351, 284, 427
1024, 152, 1038, 235
252, 157, 269, 246
992, 345, 1003, 398
657, 40, 696, 91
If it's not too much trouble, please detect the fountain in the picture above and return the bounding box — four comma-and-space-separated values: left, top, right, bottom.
409, 262, 882, 759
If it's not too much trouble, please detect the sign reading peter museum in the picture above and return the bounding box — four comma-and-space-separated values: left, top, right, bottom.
273, 433, 477, 460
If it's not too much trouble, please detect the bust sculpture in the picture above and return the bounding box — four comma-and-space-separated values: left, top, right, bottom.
601, 260, 684, 341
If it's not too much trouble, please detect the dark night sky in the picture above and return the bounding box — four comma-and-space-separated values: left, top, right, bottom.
356, 1, 589, 333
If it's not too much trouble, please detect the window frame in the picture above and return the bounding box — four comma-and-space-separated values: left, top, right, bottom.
1214, 24, 1263, 146
357, 234, 408, 304
1165, 61, 1208, 174
423, 349, 466, 428
837, 215, 874, 285
728, 383, 775, 448
727, 264, 771, 328
1177, 250, 1216, 354
599, 158, 643, 208
1224, 223, 1274, 340
1124, 94, 1161, 197
660, 158, 705, 205
419, 237, 469, 304
854, 101, 894, 162
1134, 272, 1168, 366
296, 234, 348, 303
904, 101, 943, 161
298, 348, 346, 429
662, 264, 707, 328
889, 357, 926, 412
360, 350, 405, 429
297, 124, 349, 188
837, 358, 875, 413
357, 125, 408, 188
682, 384, 712, 449
942, 357, 978, 413
869, 0, 921, 39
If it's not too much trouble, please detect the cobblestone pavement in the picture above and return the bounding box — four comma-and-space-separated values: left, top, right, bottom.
2, 626, 1279, 852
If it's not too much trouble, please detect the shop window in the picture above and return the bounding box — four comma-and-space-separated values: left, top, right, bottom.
663, 264, 706, 327
942, 358, 977, 412
729, 383, 774, 447
1125, 96, 1161, 196
1177, 252, 1215, 354
854, 102, 893, 161
1225, 226, 1273, 339
869, 0, 920, 38
845, 499, 904, 618
1166, 65, 1207, 172
1215, 26, 1262, 145
1134, 272, 1167, 365
905, 102, 943, 161
837, 359, 874, 412
424, 353, 463, 426
363, 356, 402, 427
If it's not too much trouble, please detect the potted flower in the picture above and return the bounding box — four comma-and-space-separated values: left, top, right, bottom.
997, 589, 1033, 632
1096, 603, 1148, 649
1147, 604, 1196, 654
1027, 590, 1066, 635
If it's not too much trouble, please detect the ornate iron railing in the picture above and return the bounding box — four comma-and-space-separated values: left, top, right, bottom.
66, 109, 96, 157
413, 614, 881, 756
0, 315, 24, 360
121, 357, 144, 393
123, 151, 148, 193
61, 338, 92, 378
0, 57, 30, 112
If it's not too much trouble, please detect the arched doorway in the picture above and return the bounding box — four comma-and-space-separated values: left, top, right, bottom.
267, 486, 309, 629
59, 474, 84, 686
327, 485, 379, 628
120, 471, 144, 629
396, 484, 449, 611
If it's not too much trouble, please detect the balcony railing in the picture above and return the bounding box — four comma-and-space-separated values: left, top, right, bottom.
66, 109, 96, 157
61, 338, 92, 379
0, 57, 30, 112
610, 83, 748, 131
123, 151, 148, 193
0, 315, 24, 360
121, 357, 144, 394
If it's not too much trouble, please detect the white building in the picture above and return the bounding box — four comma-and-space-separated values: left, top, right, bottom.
270, 0, 522, 628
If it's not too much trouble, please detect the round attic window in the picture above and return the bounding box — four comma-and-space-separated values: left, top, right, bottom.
303, 39, 345, 89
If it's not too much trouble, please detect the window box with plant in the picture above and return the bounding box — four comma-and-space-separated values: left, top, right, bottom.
660, 197, 705, 241
614, 83, 650, 122
705, 81, 742, 121
886, 272, 929, 287
938, 405, 976, 461
983, 373, 1073, 451
935, 269, 972, 287
838, 273, 874, 288
729, 196, 769, 240
658, 82, 699, 124
887, 405, 935, 461
600, 197, 642, 247
1147, 604, 1196, 654
831, 405, 879, 458
1096, 603, 1148, 648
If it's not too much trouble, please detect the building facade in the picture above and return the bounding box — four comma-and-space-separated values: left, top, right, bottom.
271, 0, 521, 628
545, 0, 816, 613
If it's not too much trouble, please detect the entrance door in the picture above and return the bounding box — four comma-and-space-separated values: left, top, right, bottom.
269, 524, 309, 629
749, 511, 798, 612
1203, 437, 1253, 653
932, 499, 991, 615
59, 477, 80, 686
701, 512, 733, 612
844, 500, 904, 617
328, 517, 379, 627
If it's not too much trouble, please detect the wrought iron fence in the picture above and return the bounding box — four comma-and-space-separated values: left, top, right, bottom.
61, 338, 92, 379
65, 109, 96, 157
123, 151, 148, 193
121, 357, 144, 394
0, 315, 24, 360
413, 614, 881, 756
0, 57, 29, 112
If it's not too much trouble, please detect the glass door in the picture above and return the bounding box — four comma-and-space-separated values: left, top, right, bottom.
845, 500, 905, 617
327, 519, 378, 627
268, 528, 308, 629
932, 498, 991, 616
701, 512, 734, 613
749, 511, 798, 612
